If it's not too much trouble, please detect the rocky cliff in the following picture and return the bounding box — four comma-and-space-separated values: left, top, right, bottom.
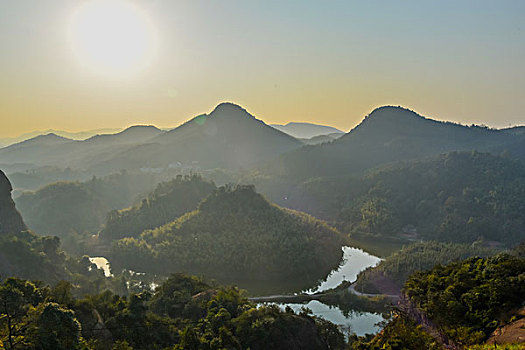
0, 170, 27, 234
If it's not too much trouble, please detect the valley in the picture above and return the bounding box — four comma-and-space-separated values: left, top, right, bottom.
0, 103, 523, 349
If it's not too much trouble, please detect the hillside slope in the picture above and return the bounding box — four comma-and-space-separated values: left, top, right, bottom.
99, 175, 216, 241
91, 103, 304, 173
267, 106, 521, 179
0, 126, 163, 171
0, 170, 27, 234
110, 185, 344, 288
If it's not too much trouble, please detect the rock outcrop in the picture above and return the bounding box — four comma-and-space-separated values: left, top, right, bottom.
0, 170, 27, 234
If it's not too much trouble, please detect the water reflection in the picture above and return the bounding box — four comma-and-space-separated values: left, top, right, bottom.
263, 300, 385, 336
308, 246, 381, 293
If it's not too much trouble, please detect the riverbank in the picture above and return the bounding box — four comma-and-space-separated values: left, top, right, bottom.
250, 281, 396, 315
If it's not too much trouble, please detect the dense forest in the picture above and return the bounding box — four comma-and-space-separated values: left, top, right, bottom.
14, 171, 162, 237
1, 103, 524, 349
347, 251, 525, 349
0, 274, 345, 350
337, 151, 525, 245
353, 242, 498, 294
404, 254, 525, 346
110, 185, 344, 289
99, 175, 216, 241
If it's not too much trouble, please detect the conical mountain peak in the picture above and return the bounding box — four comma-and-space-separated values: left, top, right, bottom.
208, 102, 255, 121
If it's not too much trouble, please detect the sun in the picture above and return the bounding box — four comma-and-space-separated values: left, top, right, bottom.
69, 0, 157, 77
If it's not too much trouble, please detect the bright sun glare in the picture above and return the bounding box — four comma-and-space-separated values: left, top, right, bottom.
69, 0, 157, 77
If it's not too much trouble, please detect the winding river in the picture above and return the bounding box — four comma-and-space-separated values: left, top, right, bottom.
89, 246, 385, 335
266, 247, 385, 336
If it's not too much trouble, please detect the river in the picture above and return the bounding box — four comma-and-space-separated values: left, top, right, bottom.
89, 246, 385, 335
264, 246, 385, 336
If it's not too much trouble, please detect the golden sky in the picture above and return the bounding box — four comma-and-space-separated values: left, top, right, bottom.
1, 0, 524, 138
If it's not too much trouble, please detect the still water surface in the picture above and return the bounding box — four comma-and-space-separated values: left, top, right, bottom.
89, 246, 386, 335
275, 247, 385, 336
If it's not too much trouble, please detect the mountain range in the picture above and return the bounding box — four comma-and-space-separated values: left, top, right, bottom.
1, 103, 523, 182
0, 128, 123, 148
270, 122, 344, 139
264, 106, 525, 179
89, 103, 303, 173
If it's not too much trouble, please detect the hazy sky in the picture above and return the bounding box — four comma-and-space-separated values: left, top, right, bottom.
1, 0, 524, 137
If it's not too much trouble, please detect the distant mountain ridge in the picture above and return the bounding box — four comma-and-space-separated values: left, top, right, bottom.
266, 106, 524, 179
271, 122, 344, 139
0, 128, 122, 148
0, 125, 164, 171
1, 103, 523, 179
89, 102, 304, 173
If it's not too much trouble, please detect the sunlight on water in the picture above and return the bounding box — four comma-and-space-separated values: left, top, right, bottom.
308, 246, 381, 293
89, 257, 112, 277
268, 300, 384, 336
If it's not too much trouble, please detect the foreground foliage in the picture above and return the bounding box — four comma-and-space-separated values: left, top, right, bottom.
354, 241, 498, 294
0, 274, 345, 350
404, 254, 525, 345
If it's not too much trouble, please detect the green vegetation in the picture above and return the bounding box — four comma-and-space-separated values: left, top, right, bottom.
404, 254, 525, 345
0, 274, 345, 349
338, 151, 525, 245
468, 345, 525, 350
15, 182, 110, 238
14, 171, 161, 237
110, 185, 344, 289
354, 242, 498, 294
99, 175, 216, 241
348, 253, 525, 349
347, 315, 442, 350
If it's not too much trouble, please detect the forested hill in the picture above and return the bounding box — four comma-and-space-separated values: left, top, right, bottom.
337, 151, 525, 245
403, 254, 525, 346
0, 170, 27, 234
110, 185, 344, 287
89, 102, 304, 173
265, 106, 523, 180
99, 175, 216, 241
353, 241, 498, 295
14, 171, 161, 238
0, 171, 113, 288
351, 253, 525, 349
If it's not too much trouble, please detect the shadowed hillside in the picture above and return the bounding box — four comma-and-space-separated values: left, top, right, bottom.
110, 184, 344, 289
0, 170, 27, 234
90, 103, 304, 173
99, 174, 216, 241
266, 106, 522, 179
0, 125, 163, 171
